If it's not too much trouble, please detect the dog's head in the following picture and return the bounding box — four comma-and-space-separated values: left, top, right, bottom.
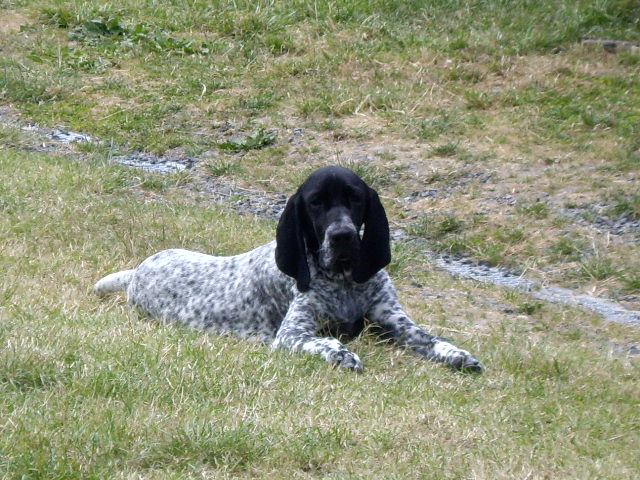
275, 166, 391, 292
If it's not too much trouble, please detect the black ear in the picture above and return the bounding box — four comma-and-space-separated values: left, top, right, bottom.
352, 186, 391, 283
275, 193, 311, 292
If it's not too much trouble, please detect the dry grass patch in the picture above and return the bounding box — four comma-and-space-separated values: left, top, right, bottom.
0, 10, 30, 33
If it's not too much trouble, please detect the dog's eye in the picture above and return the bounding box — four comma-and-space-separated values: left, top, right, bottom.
308, 197, 322, 208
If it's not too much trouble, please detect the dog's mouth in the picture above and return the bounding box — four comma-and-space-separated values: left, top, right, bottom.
332, 252, 357, 273
318, 252, 354, 273
317, 239, 359, 275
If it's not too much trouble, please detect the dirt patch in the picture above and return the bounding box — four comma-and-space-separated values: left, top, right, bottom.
0, 11, 30, 34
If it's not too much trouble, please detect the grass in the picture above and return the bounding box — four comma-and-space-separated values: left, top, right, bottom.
1, 149, 639, 479
430, 141, 461, 158
577, 254, 619, 282
206, 158, 243, 177
516, 201, 550, 220
609, 192, 640, 220
2, 1, 640, 477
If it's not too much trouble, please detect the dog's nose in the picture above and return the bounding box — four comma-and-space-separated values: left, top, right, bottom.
329, 228, 357, 246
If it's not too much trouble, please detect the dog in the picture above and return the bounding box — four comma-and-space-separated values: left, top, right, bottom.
94, 166, 482, 372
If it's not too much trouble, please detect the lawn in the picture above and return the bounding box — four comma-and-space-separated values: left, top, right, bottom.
1, 1, 639, 478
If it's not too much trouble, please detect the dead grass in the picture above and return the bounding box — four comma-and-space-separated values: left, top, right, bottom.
0, 10, 30, 33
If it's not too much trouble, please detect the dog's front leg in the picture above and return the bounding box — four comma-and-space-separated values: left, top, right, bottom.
367, 281, 482, 372
272, 294, 363, 371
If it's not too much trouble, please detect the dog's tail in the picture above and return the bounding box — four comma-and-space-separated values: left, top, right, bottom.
93, 269, 135, 297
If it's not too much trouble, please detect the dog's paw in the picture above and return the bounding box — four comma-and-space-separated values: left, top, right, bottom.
449, 351, 483, 373
332, 350, 364, 372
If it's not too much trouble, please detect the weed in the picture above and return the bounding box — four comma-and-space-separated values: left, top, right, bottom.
165, 170, 193, 187
577, 254, 618, 281
621, 271, 640, 292
264, 33, 298, 55
0, 125, 34, 150
616, 142, 640, 171
45, 9, 211, 56
218, 128, 277, 152
385, 240, 418, 278
618, 50, 640, 66
237, 93, 277, 112
138, 422, 270, 471
445, 65, 484, 83
418, 218, 529, 267
518, 301, 545, 315
448, 36, 469, 51
95, 168, 133, 195
336, 159, 392, 188
580, 108, 616, 129
314, 119, 342, 131
40, 5, 77, 29
28, 46, 111, 73
548, 236, 584, 261
465, 236, 508, 266
71, 15, 128, 39
464, 90, 492, 110
430, 141, 460, 157
139, 174, 168, 192
409, 214, 465, 240
517, 201, 550, 219
206, 159, 243, 177
608, 193, 640, 220
0, 62, 70, 103
416, 110, 464, 140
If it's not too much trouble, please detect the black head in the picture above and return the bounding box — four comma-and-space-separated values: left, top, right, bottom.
275, 166, 391, 291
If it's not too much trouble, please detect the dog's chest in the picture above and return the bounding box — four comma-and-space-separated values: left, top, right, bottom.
312, 281, 367, 340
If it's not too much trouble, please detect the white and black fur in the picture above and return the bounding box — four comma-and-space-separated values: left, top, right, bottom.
94, 166, 482, 372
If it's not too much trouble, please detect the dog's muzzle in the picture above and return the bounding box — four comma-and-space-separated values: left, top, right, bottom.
319, 220, 360, 272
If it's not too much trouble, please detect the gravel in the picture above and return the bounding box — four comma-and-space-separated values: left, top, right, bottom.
433, 253, 640, 325
563, 204, 640, 237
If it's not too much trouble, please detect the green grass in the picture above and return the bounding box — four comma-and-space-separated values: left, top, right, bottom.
1, 149, 639, 479
2, 2, 640, 477
516, 201, 550, 220
2, 0, 637, 151
430, 141, 461, 158
408, 213, 466, 240
577, 254, 619, 281
206, 158, 243, 177
609, 192, 640, 220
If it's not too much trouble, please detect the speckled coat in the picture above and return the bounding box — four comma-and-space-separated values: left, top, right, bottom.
94, 166, 482, 372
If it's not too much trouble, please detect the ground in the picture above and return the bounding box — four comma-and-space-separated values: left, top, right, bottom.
1, 1, 639, 479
